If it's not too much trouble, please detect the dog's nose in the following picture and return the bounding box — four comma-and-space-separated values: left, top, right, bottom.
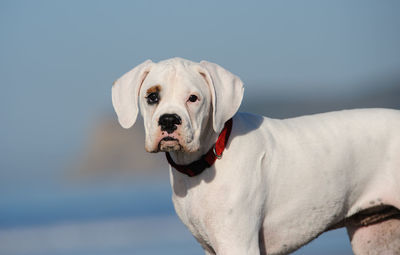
158, 114, 182, 134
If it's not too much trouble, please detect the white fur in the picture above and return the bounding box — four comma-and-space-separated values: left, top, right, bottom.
112, 58, 400, 254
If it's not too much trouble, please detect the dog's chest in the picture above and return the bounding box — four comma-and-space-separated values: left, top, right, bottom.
171, 179, 222, 248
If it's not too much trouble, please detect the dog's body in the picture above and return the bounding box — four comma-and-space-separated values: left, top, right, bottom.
171, 110, 400, 255
112, 58, 400, 254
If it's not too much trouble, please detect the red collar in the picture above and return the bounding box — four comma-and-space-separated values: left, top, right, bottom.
165, 118, 233, 177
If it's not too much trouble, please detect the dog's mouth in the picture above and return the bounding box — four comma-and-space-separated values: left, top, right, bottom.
158, 136, 182, 152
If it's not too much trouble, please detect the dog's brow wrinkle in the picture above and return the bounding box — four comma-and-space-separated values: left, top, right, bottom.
146, 85, 161, 94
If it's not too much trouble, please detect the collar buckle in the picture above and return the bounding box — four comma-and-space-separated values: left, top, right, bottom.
212, 144, 223, 159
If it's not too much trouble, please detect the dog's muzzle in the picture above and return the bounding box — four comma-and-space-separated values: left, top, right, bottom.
157, 113, 183, 152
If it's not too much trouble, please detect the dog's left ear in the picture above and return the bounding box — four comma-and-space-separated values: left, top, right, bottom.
199, 61, 244, 133
112, 60, 153, 129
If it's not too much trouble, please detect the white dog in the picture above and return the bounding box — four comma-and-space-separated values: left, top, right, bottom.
112, 58, 400, 255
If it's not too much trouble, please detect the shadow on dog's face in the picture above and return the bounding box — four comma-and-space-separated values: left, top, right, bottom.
139, 63, 212, 153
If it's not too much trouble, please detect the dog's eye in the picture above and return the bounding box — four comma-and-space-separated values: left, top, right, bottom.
188, 94, 198, 103
146, 92, 159, 105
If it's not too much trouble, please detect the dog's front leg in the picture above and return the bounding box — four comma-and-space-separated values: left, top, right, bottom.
213, 229, 261, 255
183, 191, 263, 255
215, 242, 261, 255
206, 209, 262, 255
188, 208, 262, 255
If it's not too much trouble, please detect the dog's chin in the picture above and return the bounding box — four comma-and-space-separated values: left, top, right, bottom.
147, 137, 199, 153
158, 138, 182, 152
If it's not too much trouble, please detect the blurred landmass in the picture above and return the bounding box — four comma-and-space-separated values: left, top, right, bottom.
74, 116, 167, 179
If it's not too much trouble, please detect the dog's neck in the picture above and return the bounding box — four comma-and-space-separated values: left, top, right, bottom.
168, 118, 218, 166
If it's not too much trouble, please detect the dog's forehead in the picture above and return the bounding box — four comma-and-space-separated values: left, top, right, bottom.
143, 59, 205, 92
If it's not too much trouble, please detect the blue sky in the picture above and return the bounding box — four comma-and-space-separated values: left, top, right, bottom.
1, 0, 399, 182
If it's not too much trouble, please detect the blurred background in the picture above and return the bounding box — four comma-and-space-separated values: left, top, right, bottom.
1, 1, 399, 254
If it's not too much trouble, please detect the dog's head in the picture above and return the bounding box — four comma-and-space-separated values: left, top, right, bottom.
112, 58, 244, 153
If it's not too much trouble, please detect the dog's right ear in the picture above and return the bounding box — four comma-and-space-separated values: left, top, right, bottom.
111, 60, 153, 129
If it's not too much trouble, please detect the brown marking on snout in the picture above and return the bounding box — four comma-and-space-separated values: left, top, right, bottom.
146, 85, 161, 95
